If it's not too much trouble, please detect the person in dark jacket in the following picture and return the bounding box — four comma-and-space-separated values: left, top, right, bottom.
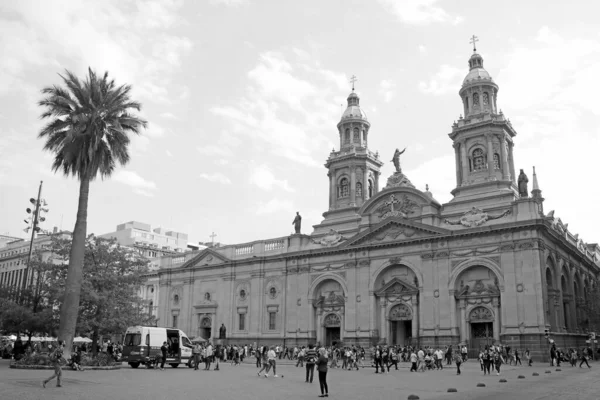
159, 342, 168, 370
316, 348, 329, 398
305, 344, 317, 383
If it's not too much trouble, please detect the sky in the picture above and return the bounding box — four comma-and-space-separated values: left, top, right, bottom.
1, 0, 599, 247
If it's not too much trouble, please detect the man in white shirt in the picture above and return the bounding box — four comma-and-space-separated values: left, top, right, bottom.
266, 346, 278, 377
205, 343, 213, 370
435, 349, 444, 370
417, 348, 425, 372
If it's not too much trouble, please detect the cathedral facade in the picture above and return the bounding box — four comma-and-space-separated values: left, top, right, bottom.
156, 49, 600, 360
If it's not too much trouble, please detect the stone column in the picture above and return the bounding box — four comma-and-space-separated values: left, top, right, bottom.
485, 133, 495, 177
499, 135, 510, 180
329, 172, 335, 209
316, 309, 323, 344
492, 298, 500, 340
459, 301, 467, 343
460, 140, 469, 184
411, 295, 419, 340
508, 142, 516, 183
380, 300, 387, 343
363, 169, 369, 200
370, 295, 377, 338
453, 143, 461, 186
350, 167, 356, 206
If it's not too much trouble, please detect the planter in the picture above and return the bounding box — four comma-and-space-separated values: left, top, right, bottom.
10, 362, 121, 370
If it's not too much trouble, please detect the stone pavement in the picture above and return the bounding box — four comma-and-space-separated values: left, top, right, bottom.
0, 359, 598, 400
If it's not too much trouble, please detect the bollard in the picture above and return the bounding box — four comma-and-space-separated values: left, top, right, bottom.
476, 383, 486, 387
447, 388, 458, 393
518, 375, 525, 379
499, 379, 507, 383
545, 370, 551, 374
532, 372, 539, 376
407, 395, 420, 400
556, 368, 561, 371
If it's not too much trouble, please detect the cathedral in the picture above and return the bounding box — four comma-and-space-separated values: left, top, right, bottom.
156, 48, 600, 360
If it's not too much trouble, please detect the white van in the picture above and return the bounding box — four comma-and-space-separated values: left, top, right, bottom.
121, 326, 193, 369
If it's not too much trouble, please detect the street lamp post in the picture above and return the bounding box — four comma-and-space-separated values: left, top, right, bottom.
22, 181, 49, 301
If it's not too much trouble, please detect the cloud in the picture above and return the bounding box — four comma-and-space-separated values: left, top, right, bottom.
197, 145, 234, 158
379, 0, 463, 25
160, 112, 178, 120
165, 150, 173, 157
0, 1, 192, 106
199, 173, 232, 184
418, 45, 427, 54
379, 79, 396, 103
210, 50, 343, 167
113, 170, 157, 196
210, 0, 248, 6
418, 64, 463, 96
249, 164, 294, 192
256, 198, 294, 215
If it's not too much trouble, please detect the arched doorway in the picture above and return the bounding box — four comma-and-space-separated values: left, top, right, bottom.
388, 304, 413, 346
469, 306, 494, 352
199, 316, 212, 340
453, 265, 501, 356
311, 278, 346, 345
323, 313, 341, 346
373, 264, 419, 345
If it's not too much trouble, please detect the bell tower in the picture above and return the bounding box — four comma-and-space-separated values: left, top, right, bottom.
447, 38, 519, 206
324, 80, 383, 211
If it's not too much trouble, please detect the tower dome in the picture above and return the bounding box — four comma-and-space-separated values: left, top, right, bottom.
341, 91, 368, 121
462, 52, 493, 85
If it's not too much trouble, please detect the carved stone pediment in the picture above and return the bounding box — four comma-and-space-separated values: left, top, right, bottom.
346, 219, 448, 247
181, 248, 230, 269
312, 229, 346, 247
375, 277, 419, 297
374, 193, 420, 220
314, 290, 345, 311
455, 279, 500, 299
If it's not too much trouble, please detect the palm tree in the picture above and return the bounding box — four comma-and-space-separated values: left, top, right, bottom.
38, 68, 147, 356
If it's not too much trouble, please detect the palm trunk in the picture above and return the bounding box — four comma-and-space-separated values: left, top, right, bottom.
58, 176, 90, 359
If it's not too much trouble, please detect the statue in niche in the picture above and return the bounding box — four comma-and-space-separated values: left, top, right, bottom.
391, 147, 407, 174
518, 169, 529, 198
219, 323, 226, 339
292, 212, 302, 234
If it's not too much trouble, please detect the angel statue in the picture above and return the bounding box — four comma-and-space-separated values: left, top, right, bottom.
391, 147, 407, 174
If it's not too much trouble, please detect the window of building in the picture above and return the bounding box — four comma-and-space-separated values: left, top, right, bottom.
473, 92, 480, 107
268, 312, 276, 330
483, 92, 489, 106
239, 313, 245, 331
338, 178, 349, 198
493, 153, 500, 169
344, 129, 350, 144
368, 180, 373, 198
148, 301, 153, 315
356, 182, 363, 197
353, 127, 360, 143
141, 233, 147, 239
472, 148, 486, 171
172, 315, 178, 328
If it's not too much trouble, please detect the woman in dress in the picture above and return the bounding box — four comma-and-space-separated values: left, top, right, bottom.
316, 347, 329, 398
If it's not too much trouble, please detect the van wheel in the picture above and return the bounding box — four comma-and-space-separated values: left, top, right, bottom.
188, 359, 195, 368
170, 363, 179, 368
129, 362, 140, 369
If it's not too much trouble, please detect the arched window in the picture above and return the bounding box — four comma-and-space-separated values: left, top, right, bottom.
493, 153, 500, 169
148, 301, 153, 315
546, 268, 553, 288
344, 129, 350, 144
472, 148, 486, 171
483, 92, 489, 106
356, 182, 362, 197
368, 180, 373, 198
353, 128, 360, 143
473, 92, 480, 107
363, 130, 368, 146
338, 178, 349, 198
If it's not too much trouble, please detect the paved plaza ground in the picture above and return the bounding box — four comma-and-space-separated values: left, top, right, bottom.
0, 359, 598, 400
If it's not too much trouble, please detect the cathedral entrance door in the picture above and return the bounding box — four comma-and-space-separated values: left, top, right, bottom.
470, 322, 493, 357
323, 313, 341, 346
390, 320, 412, 346
325, 328, 340, 346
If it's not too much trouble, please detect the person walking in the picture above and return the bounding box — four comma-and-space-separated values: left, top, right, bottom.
267, 346, 278, 377
43, 341, 65, 388
305, 344, 317, 383
193, 343, 201, 370
316, 348, 329, 398
205, 342, 213, 370
453, 352, 462, 375
159, 341, 168, 370
409, 349, 418, 372
257, 347, 270, 377
579, 348, 591, 368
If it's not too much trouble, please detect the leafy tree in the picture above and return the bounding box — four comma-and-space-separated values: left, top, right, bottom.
46, 236, 155, 355
37, 68, 146, 356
